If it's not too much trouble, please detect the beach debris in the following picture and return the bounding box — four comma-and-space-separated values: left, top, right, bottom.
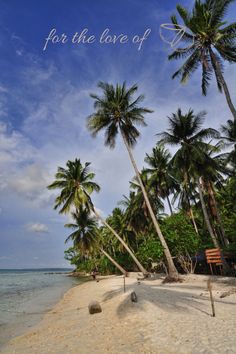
123, 275, 126, 293
162, 275, 183, 283
131, 291, 138, 303
88, 301, 102, 314
207, 279, 215, 317
220, 288, 236, 298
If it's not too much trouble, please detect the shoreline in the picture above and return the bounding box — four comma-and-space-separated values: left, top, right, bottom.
0, 272, 83, 350
2, 273, 236, 353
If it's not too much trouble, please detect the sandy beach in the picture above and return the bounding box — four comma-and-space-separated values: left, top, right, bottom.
1, 273, 236, 354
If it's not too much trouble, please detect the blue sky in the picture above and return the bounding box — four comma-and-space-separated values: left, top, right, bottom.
0, 0, 236, 268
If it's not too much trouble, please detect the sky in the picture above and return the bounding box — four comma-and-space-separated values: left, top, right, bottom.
0, 0, 236, 268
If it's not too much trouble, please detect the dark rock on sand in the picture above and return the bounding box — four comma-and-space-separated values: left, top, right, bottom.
88, 301, 102, 314
131, 291, 138, 302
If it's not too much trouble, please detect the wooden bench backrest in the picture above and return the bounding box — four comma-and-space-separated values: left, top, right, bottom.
205, 248, 222, 264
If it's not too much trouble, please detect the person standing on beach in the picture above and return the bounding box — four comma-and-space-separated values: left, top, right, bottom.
91, 266, 99, 281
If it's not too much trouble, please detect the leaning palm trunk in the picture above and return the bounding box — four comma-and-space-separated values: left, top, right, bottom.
184, 174, 199, 235
100, 248, 127, 276
206, 182, 229, 246
166, 195, 173, 215
189, 206, 199, 235
197, 177, 219, 248
209, 48, 236, 122
121, 132, 179, 280
92, 208, 148, 275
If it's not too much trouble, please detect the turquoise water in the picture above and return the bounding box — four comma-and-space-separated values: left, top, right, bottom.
0, 268, 81, 348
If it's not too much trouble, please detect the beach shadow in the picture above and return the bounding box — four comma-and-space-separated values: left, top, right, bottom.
209, 276, 236, 287
102, 279, 226, 319
117, 282, 214, 318
101, 274, 236, 320
102, 287, 124, 302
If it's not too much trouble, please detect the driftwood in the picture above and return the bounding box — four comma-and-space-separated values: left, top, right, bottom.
220, 289, 236, 298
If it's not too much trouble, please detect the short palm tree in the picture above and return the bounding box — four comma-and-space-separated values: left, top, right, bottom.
87, 82, 179, 281
119, 192, 150, 237
221, 119, 236, 169
48, 158, 146, 274
190, 142, 229, 246
144, 144, 179, 215
172, 177, 200, 235
168, 0, 236, 121
65, 207, 127, 275
129, 171, 164, 219
105, 207, 138, 253
158, 108, 220, 246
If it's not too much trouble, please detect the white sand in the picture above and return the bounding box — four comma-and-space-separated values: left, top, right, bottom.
2, 273, 236, 354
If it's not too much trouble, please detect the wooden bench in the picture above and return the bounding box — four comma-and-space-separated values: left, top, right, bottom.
205, 248, 223, 275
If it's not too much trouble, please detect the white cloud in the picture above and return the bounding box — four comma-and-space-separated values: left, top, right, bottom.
0, 121, 37, 166
26, 223, 49, 233
7, 163, 50, 200
0, 122, 52, 206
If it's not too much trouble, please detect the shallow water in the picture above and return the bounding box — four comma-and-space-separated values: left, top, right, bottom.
0, 268, 81, 348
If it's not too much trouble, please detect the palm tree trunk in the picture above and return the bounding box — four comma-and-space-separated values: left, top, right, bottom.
207, 182, 229, 246
209, 48, 236, 122
121, 132, 179, 280
184, 186, 199, 235
189, 206, 199, 235
197, 177, 219, 248
166, 195, 173, 215
100, 248, 127, 276
92, 208, 148, 275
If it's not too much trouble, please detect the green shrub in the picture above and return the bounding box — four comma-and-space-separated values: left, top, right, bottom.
161, 212, 200, 257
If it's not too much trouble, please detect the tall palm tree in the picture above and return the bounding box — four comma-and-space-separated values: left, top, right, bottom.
65, 207, 127, 275
87, 82, 179, 281
144, 144, 179, 215
168, 0, 236, 121
47, 158, 147, 275
158, 108, 220, 246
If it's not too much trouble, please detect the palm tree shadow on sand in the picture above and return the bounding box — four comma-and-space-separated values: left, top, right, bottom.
102, 278, 235, 319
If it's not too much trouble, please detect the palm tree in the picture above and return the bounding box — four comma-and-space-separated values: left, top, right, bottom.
47, 158, 147, 275
168, 0, 236, 121
165, 158, 200, 235
129, 171, 164, 220
190, 142, 230, 246
158, 108, 220, 246
65, 207, 127, 275
119, 192, 150, 237
105, 207, 138, 253
221, 119, 236, 169
144, 144, 179, 215
87, 81, 179, 281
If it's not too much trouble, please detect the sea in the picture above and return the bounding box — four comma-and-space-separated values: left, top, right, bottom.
0, 268, 83, 348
